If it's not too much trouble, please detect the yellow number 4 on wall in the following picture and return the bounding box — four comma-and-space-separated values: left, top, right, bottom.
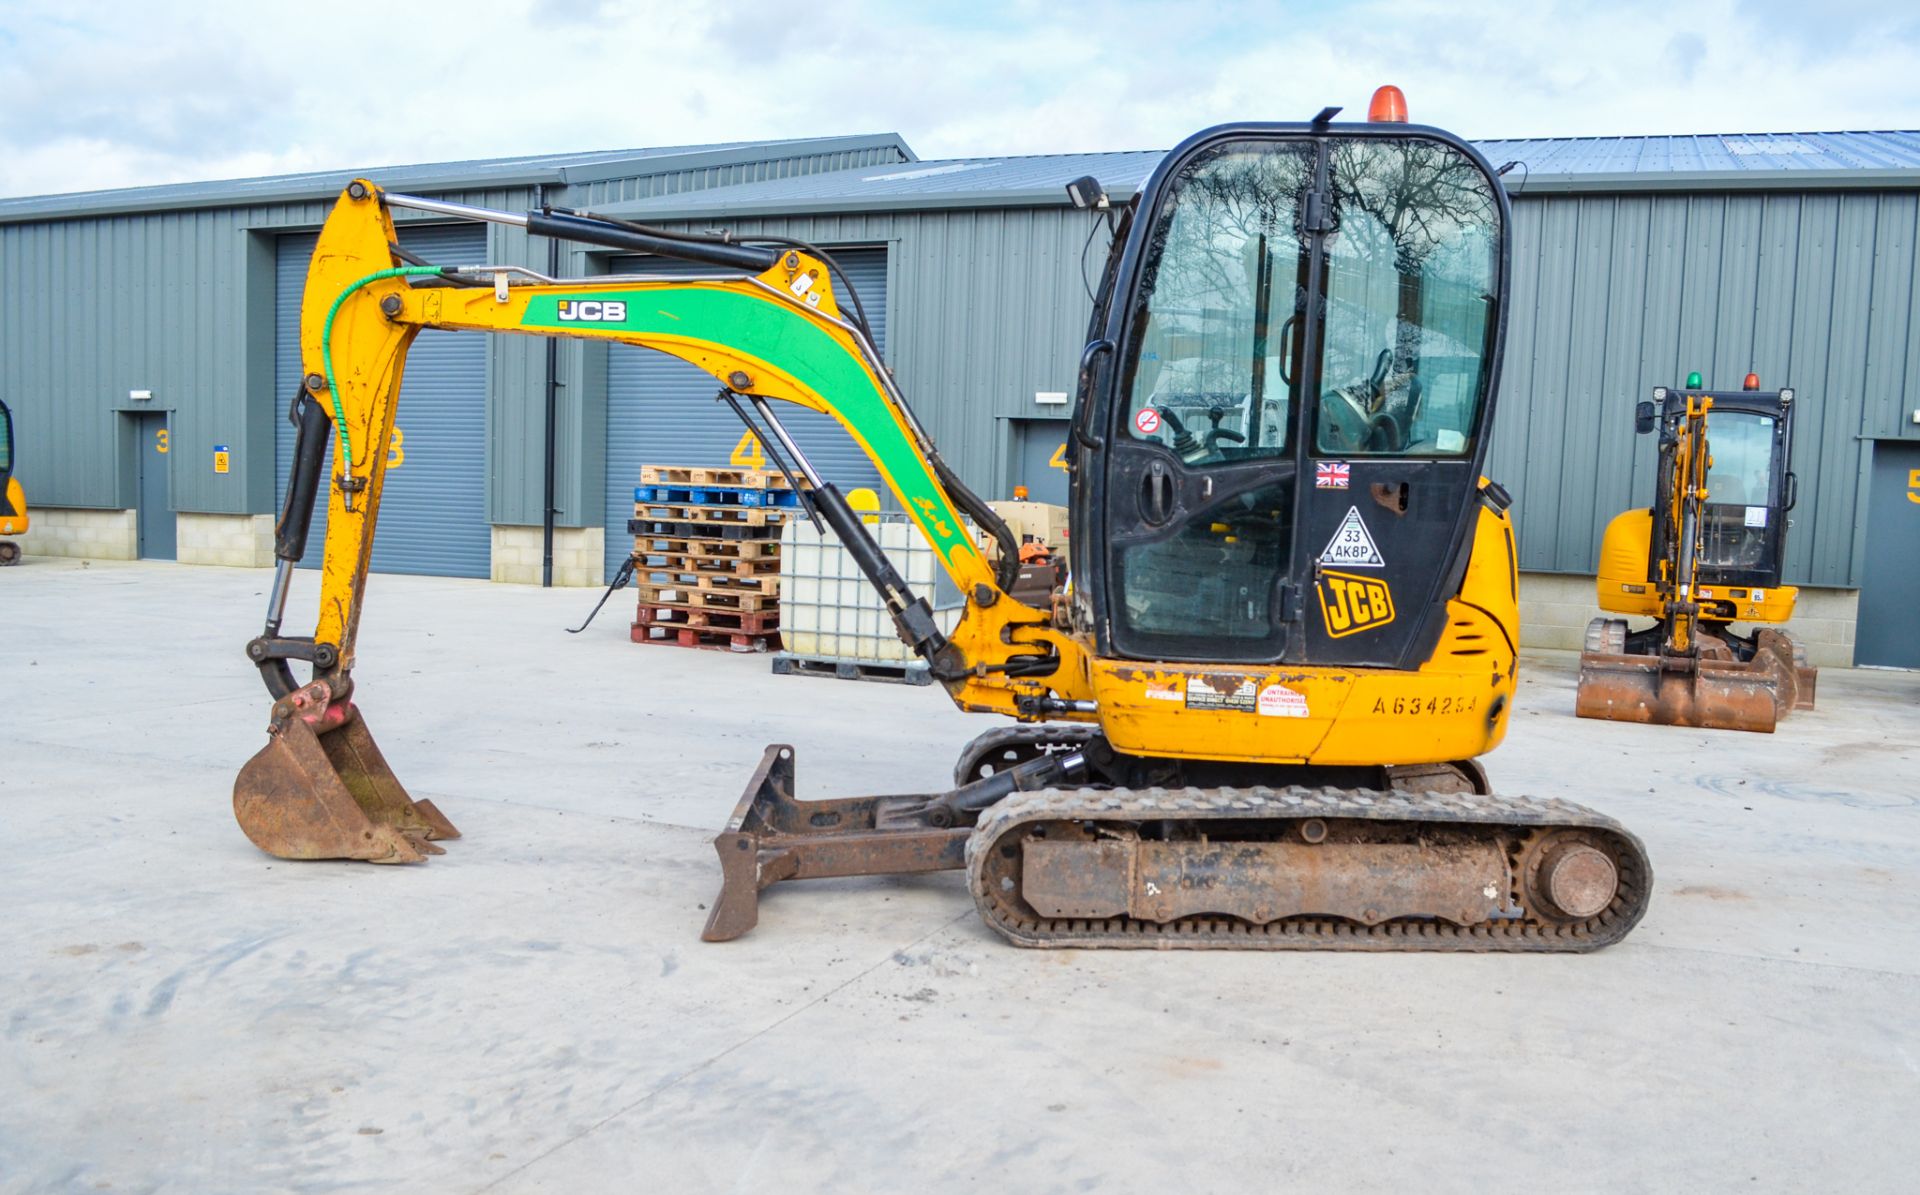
730, 430, 766, 469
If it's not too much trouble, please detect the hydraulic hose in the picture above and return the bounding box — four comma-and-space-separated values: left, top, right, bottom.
321, 265, 447, 467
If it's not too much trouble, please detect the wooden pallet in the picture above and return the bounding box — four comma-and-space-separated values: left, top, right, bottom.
770, 653, 934, 687
636, 562, 782, 593
640, 464, 805, 491
633, 582, 778, 612
633, 503, 786, 527
630, 621, 778, 652
635, 535, 781, 560
635, 602, 779, 635
654, 553, 781, 579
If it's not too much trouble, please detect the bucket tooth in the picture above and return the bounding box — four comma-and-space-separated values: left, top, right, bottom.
233, 692, 457, 863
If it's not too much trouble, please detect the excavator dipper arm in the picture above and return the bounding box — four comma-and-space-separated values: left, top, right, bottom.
235, 181, 1087, 864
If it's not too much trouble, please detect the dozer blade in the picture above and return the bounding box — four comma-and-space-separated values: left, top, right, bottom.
233, 682, 458, 863
703, 745, 968, 942
1574, 650, 1783, 733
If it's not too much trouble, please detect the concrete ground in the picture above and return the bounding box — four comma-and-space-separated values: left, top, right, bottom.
3, 557, 1917, 1194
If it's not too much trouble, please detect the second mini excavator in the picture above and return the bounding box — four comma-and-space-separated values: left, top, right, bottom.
233, 91, 1650, 952
1576, 375, 1816, 732
0, 398, 26, 565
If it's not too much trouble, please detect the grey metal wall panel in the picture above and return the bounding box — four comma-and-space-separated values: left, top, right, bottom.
1861, 194, 1918, 441
600, 249, 889, 581
274, 224, 491, 578
1479, 188, 1920, 588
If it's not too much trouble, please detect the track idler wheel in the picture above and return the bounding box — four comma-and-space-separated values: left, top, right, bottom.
233, 681, 458, 863
1520, 830, 1623, 922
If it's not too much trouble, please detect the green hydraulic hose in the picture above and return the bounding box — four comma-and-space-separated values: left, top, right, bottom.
319, 265, 446, 468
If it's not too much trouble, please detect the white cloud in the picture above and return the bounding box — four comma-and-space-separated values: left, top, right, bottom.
0, 0, 1914, 197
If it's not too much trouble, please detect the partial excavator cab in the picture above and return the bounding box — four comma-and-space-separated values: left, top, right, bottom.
0, 398, 26, 565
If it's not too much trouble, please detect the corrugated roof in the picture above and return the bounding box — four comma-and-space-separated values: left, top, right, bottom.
1476, 130, 1920, 175
599, 150, 1166, 218
8, 128, 1915, 227
0, 134, 915, 223
597, 129, 1920, 219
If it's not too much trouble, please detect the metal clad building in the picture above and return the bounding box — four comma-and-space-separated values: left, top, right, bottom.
2, 127, 1915, 665
0, 136, 913, 575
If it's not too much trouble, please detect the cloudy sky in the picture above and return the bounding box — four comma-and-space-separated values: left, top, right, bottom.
1, 0, 1916, 198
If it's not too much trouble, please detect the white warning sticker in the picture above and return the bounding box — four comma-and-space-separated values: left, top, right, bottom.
1321, 506, 1385, 568
1744, 506, 1769, 528
1257, 684, 1309, 718
1134, 407, 1162, 435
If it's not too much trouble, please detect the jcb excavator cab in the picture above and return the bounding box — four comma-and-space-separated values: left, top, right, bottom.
1071, 125, 1509, 689
0, 398, 25, 565
1578, 377, 1815, 732
1640, 383, 1798, 607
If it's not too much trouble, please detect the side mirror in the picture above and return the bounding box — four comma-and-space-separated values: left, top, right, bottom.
1634, 400, 1656, 435
1065, 175, 1109, 210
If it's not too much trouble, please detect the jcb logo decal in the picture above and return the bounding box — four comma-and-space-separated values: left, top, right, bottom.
556, 299, 627, 322
1317, 570, 1395, 638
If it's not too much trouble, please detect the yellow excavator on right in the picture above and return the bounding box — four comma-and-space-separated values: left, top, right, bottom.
1576, 372, 1817, 733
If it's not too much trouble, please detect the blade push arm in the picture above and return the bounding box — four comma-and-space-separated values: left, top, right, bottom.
262, 180, 1085, 718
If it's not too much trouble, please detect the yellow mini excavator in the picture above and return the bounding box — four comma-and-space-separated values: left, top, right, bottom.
0, 398, 26, 565
1576, 374, 1816, 732
233, 91, 1650, 952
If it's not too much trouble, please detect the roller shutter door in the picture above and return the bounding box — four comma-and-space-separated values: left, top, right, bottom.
275, 224, 491, 578
602, 248, 887, 581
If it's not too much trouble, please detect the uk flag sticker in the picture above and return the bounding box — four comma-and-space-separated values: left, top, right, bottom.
1316, 461, 1350, 489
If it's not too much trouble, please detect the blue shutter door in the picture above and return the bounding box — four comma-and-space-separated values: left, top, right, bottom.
602, 248, 888, 581
275, 224, 491, 578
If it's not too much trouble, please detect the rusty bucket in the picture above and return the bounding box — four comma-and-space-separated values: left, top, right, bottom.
1574, 650, 1785, 733
233, 681, 458, 863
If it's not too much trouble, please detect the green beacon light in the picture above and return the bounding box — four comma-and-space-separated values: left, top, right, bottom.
1685, 370, 1703, 389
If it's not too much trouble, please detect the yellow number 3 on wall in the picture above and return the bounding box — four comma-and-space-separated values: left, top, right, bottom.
388, 426, 405, 470
155, 428, 170, 454
1907, 468, 1919, 504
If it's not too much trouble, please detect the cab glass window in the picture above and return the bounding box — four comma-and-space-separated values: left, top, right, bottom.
1123, 143, 1314, 464
1315, 139, 1499, 456
1700, 411, 1779, 569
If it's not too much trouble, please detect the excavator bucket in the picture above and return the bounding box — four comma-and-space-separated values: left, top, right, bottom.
233, 681, 458, 863
1574, 650, 1785, 733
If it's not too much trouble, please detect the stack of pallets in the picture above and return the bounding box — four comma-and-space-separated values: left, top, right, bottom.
625, 465, 803, 652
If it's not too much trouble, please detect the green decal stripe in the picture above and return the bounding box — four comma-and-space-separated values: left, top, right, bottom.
523, 291, 978, 562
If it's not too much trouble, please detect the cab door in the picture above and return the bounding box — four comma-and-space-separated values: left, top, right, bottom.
1095, 138, 1316, 664
1294, 136, 1505, 668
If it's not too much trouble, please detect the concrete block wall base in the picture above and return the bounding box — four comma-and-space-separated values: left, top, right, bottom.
491, 524, 605, 587
1519, 571, 1859, 669
17, 507, 137, 560
176, 513, 274, 567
